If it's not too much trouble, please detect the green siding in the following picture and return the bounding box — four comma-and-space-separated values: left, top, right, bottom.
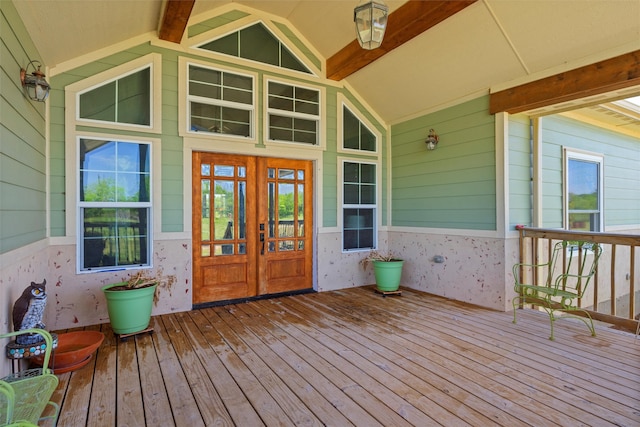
48, 15, 387, 236
188, 10, 250, 38
541, 115, 640, 228
391, 96, 496, 230
0, 1, 47, 253
508, 115, 532, 228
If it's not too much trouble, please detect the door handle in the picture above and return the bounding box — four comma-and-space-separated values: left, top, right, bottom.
260, 232, 265, 255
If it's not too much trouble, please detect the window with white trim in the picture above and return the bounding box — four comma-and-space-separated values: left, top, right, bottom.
343, 105, 376, 152
267, 80, 320, 145
78, 66, 151, 127
79, 137, 152, 271
342, 161, 376, 251
564, 149, 603, 232
188, 64, 254, 137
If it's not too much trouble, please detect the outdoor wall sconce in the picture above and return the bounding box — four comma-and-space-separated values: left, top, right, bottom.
20, 60, 50, 102
354, 0, 389, 50
425, 128, 439, 150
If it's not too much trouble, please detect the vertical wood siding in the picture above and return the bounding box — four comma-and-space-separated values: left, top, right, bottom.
390, 96, 496, 230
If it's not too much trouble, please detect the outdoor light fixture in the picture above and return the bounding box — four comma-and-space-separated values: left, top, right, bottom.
354, 0, 389, 50
20, 60, 50, 102
425, 128, 439, 150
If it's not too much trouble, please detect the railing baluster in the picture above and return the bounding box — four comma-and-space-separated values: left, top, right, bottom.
610, 244, 616, 316
630, 246, 635, 320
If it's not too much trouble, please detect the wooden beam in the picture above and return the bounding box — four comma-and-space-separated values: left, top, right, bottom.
327, 1, 477, 81
158, 0, 196, 43
490, 50, 640, 114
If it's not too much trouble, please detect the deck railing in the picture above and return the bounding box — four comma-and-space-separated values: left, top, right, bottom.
516, 226, 640, 332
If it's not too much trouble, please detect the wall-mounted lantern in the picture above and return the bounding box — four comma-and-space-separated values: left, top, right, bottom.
425, 128, 439, 150
20, 60, 50, 102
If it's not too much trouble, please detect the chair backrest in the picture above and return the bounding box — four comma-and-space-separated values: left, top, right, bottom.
0, 380, 16, 424
0, 329, 59, 425
555, 241, 602, 297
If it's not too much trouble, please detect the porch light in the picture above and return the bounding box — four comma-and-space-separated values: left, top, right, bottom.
354, 0, 389, 50
425, 128, 439, 150
20, 60, 50, 102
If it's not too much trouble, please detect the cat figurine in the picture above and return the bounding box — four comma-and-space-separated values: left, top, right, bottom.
12, 279, 48, 345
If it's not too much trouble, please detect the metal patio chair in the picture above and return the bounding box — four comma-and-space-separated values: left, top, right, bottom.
513, 240, 602, 340
0, 329, 59, 427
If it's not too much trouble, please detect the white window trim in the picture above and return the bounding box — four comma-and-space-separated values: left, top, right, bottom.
178, 57, 258, 144
185, 14, 321, 78
339, 157, 381, 253
74, 134, 159, 273
337, 96, 381, 157
264, 76, 325, 150
67, 53, 162, 134
185, 62, 256, 140
563, 147, 604, 232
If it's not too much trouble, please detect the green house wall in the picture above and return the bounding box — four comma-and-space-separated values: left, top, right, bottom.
390, 96, 496, 230
508, 115, 533, 229
48, 14, 389, 237
0, 0, 47, 254
541, 115, 640, 229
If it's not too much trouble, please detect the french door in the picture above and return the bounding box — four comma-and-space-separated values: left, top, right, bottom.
192, 152, 313, 304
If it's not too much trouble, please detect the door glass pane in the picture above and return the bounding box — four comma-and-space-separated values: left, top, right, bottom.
201, 164, 211, 176
279, 241, 294, 251
297, 170, 304, 180
268, 241, 276, 252
214, 165, 234, 177
201, 179, 211, 241
214, 180, 234, 240
238, 181, 246, 239
279, 169, 295, 179
201, 244, 211, 257
214, 244, 234, 255
278, 183, 294, 237
268, 182, 276, 238
268, 168, 275, 178
237, 166, 246, 177
297, 183, 304, 237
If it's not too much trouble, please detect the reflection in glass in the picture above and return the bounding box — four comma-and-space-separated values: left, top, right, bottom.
279, 241, 294, 251
297, 183, 304, 237
268, 241, 276, 252
214, 244, 234, 255
238, 243, 246, 254
201, 245, 211, 257
238, 181, 246, 239
201, 164, 210, 176
201, 179, 211, 241
278, 183, 294, 237
214, 180, 234, 240
214, 165, 234, 177
268, 168, 275, 179
238, 166, 246, 178
297, 170, 304, 180
268, 182, 275, 238
298, 241, 304, 250
279, 169, 295, 179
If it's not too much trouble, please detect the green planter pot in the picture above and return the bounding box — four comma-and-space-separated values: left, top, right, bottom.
102, 282, 157, 334
372, 260, 404, 292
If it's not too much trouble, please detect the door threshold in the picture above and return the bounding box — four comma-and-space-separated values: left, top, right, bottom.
192, 288, 315, 310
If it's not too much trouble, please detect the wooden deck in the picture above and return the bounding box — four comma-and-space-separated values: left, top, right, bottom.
49, 286, 640, 426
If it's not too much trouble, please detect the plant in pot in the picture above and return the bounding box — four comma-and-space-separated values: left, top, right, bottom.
102, 271, 164, 335
360, 250, 405, 292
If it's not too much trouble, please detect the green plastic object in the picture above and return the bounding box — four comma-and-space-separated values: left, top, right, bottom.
513, 241, 602, 340
0, 329, 59, 426
102, 282, 157, 334
372, 260, 404, 292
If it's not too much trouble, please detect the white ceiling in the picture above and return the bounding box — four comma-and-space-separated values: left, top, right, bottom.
13, 0, 640, 125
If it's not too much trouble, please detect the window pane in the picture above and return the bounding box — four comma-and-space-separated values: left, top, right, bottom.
117, 68, 150, 125
361, 125, 376, 151
360, 164, 376, 183
240, 24, 279, 66
79, 82, 115, 122
344, 108, 360, 149
82, 207, 149, 269
200, 33, 238, 56
568, 159, 598, 210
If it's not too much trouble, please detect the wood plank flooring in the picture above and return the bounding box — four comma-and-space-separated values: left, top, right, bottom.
49, 286, 640, 426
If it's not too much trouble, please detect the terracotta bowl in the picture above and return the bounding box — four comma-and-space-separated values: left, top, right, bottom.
32, 331, 104, 372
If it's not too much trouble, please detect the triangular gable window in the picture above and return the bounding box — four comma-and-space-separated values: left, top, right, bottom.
78, 67, 151, 126
198, 23, 311, 74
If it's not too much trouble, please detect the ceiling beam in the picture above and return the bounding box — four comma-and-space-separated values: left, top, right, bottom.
159, 0, 196, 43
490, 50, 640, 114
326, 0, 477, 81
